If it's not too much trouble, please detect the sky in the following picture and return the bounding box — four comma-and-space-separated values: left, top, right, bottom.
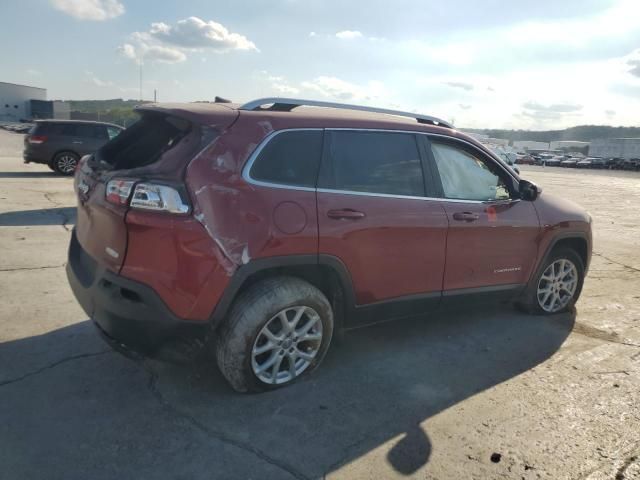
1, 0, 639, 129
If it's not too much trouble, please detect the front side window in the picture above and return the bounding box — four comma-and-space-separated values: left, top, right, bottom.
250, 130, 323, 188
431, 142, 511, 201
319, 131, 424, 197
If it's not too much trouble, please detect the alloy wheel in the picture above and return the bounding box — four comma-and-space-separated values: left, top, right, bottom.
251, 306, 323, 385
57, 155, 77, 174
537, 259, 578, 313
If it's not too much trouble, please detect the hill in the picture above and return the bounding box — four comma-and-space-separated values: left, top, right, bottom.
60, 99, 150, 127
463, 125, 640, 143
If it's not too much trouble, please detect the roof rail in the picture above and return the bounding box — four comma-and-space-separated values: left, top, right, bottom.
238, 97, 453, 128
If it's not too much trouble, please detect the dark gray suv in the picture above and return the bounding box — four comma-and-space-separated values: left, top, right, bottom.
23, 120, 123, 175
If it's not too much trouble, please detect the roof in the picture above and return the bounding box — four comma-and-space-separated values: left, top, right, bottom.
34, 119, 123, 128
0, 81, 46, 91
135, 98, 492, 157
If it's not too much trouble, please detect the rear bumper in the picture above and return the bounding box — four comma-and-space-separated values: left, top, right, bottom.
66, 229, 208, 359
22, 151, 47, 164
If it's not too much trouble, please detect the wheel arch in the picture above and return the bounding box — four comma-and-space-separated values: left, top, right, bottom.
526, 232, 590, 293
50, 149, 80, 164
209, 255, 356, 334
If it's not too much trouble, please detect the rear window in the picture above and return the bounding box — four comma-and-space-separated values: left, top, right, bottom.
96, 113, 191, 170
318, 130, 425, 197
249, 130, 323, 188
37, 123, 103, 138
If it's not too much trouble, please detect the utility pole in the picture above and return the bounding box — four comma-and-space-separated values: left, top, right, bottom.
154, 89, 157, 102
139, 62, 142, 101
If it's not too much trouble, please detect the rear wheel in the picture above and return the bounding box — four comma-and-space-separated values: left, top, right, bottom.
519, 248, 584, 314
53, 151, 79, 175
216, 276, 334, 393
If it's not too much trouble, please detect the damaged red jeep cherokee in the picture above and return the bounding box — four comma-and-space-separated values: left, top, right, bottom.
67, 98, 592, 392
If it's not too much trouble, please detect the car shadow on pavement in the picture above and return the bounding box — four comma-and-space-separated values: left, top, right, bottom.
0, 171, 61, 178
0, 307, 575, 479
0, 207, 76, 227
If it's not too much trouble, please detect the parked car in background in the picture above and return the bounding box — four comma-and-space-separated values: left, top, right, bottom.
576, 158, 593, 168
622, 158, 640, 171
609, 157, 626, 170
66, 97, 592, 392
546, 156, 564, 167
516, 154, 535, 165
560, 157, 579, 168
23, 120, 124, 175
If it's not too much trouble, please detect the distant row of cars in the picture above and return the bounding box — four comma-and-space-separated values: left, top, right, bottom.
516, 154, 640, 171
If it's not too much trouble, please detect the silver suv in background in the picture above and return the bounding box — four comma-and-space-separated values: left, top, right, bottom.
23, 120, 123, 175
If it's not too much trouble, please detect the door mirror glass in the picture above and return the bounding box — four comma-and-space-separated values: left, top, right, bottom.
519, 179, 540, 201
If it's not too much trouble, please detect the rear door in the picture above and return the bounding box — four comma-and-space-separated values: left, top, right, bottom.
424, 137, 540, 301
317, 130, 448, 324
73, 124, 103, 155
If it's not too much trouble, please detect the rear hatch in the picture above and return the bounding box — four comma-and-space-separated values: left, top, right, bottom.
73, 104, 238, 272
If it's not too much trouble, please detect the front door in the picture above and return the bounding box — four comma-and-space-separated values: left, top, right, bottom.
317, 130, 448, 324
425, 139, 540, 301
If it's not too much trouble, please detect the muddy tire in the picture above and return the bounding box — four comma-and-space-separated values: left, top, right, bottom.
216, 276, 333, 393
518, 247, 585, 315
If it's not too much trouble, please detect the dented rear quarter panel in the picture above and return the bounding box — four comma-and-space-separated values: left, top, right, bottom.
185, 114, 320, 273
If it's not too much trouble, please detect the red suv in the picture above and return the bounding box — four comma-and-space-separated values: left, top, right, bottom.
66, 98, 592, 392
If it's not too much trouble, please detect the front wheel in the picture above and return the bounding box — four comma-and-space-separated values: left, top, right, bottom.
519, 248, 585, 315
53, 151, 79, 175
216, 277, 334, 393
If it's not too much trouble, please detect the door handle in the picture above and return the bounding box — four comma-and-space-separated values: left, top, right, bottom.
72, 141, 83, 144
452, 211, 480, 222
327, 209, 366, 220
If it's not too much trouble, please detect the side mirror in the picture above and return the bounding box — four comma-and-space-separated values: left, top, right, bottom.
519, 179, 540, 201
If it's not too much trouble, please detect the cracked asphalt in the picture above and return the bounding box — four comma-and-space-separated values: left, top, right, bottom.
1, 128, 639, 479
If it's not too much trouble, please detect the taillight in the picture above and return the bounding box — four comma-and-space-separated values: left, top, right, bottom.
106, 179, 135, 206
28, 135, 47, 144
130, 183, 190, 214
105, 179, 189, 214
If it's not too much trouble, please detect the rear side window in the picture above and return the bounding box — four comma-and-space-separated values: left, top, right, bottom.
107, 126, 122, 139
46, 123, 76, 136
319, 130, 424, 197
250, 130, 323, 188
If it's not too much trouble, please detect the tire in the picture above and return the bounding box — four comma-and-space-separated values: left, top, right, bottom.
216, 276, 334, 393
518, 247, 585, 315
52, 151, 79, 175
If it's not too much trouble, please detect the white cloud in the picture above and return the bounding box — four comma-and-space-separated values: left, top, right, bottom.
85, 71, 114, 87
444, 81, 474, 91
149, 17, 258, 52
301, 76, 386, 102
145, 45, 187, 63
119, 17, 257, 65
26, 69, 42, 77
117, 40, 186, 64
118, 43, 137, 61
50, 0, 124, 21
335, 30, 363, 40
259, 72, 300, 95
309, 31, 317, 38
627, 50, 640, 77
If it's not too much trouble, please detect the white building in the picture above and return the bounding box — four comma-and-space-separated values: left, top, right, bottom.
589, 138, 640, 159
550, 140, 590, 151
0, 81, 47, 121
513, 140, 549, 152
